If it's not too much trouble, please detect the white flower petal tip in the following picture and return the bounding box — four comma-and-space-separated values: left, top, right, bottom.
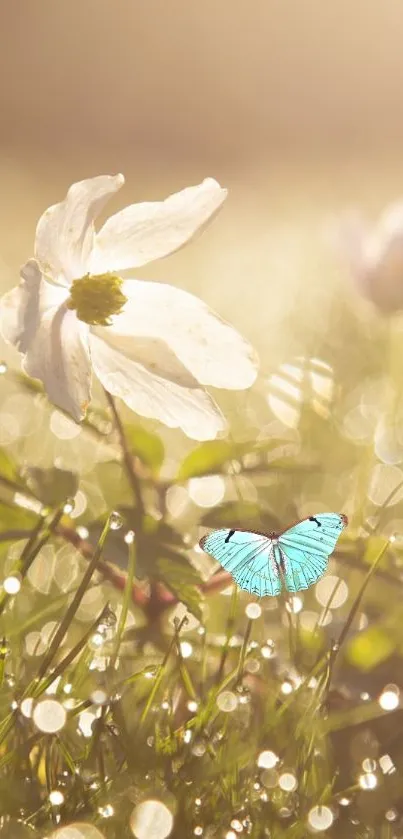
0, 259, 66, 354
89, 332, 227, 441
112, 280, 259, 391
90, 177, 228, 273
336, 202, 403, 314
35, 174, 126, 286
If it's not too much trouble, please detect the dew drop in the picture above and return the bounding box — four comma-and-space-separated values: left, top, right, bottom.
359, 772, 377, 789
180, 641, 193, 659
49, 790, 64, 806
109, 511, 123, 530
379, 684, 400, 710
362, 758, 377, 773
3, 575, 21, 595
216, 691, 238, 713
63, 498, 75, 515
98, 804, 114, 818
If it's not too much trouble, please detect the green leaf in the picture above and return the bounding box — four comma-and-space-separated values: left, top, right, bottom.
23, 466, 79, 507
154, 556, 204, 621
177, 440, 250, 481
0, 502, 38, 533
176, 438, 315, 481
0, 449, 20, 484
125, 424, 165, 474
119, 507, 185, 548
200, 501, 281, 532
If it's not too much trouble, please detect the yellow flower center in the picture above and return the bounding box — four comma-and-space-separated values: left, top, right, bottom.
66, 273, 128, 326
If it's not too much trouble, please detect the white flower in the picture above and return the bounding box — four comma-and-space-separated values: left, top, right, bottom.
337, 203, 403, 313
0, 174, 258, 440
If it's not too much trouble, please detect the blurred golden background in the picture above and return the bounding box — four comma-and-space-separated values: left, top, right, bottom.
2, 10, 403, 835
2, 0, 403, 370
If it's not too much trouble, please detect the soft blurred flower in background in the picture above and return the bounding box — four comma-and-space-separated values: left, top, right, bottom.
0, 174, 257, 439
337, 203, 403, 313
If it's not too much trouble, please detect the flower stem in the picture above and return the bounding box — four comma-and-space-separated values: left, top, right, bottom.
104, 389, 144, 520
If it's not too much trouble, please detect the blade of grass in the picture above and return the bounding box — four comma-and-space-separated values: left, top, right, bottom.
34, 515, 112, 683
139, 615, 188, 727
215, 584, 238, 684
32, 604, 111, 698
326, 537, 390, 688
111, 532, 136, 670
235, 618, 252, 686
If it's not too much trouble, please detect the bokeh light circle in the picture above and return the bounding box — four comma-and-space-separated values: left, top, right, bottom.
257, 750, 278, 768
33, 699, 67, 733
379, 684, 400, 710
245, 603, 262, 620
130, 800, 174, 839
49, 825, 106, 839
278, 772, 297, 791
315, 576, 348, 609
307, 805, 334, 831
188, 476, 225, 508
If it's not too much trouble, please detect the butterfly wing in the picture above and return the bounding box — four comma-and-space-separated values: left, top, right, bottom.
199, 529, 281, 596
278, 513, 347, 593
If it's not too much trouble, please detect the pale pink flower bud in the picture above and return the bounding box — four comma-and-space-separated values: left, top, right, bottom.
338, 203, 403, 314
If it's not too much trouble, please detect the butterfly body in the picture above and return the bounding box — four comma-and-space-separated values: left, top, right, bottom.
199, 513, 347, 596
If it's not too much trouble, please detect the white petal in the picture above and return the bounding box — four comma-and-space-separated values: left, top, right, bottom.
107, 280, 258, 389
35, 174, 125, 286
23, 304, 92, 422
0, 259, 67, 354
89, 178, 227, 273
89, 331, 226, 440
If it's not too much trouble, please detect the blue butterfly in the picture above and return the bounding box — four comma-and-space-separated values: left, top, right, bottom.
199, 513, 348, 596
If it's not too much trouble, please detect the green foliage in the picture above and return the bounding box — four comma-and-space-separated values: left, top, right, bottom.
0, 501, 37, 532
154, 556, 204, 621
23, 466, 79, 507
1, 337, 403, 837
0, 449, 20, 484
177, 439, 250, 480
201, 500, 281, 532
126, 423, 165, 474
